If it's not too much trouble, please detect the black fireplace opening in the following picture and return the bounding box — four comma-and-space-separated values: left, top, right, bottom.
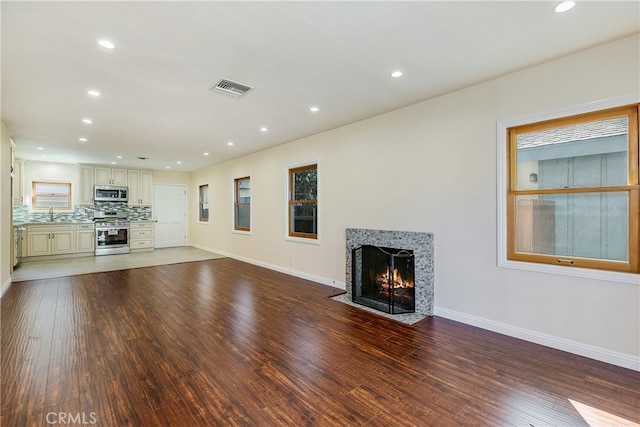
352, 245, 415, 314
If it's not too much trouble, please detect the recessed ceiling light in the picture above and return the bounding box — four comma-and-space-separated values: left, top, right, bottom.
82, 118, 93, 124
165, 166, 171, 169
116, 156, 122, 159
391, 71, 403, 78
555, 0, 575, 12
204, 152, 209, 156
177, 161, 182, 164
98, 39, 115, 49
37, 147, 44, 150
310, 106, 319, 112
260, 127, 268, 132
79, 137, 88, 142
111, 162, 116, 165
227, 141, 234, 146
87, 90, 100, 97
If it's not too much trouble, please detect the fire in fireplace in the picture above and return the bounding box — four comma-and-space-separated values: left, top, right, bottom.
352, 245, 415, 314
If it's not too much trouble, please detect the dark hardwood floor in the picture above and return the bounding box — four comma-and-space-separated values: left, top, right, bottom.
2, 258, 639, 426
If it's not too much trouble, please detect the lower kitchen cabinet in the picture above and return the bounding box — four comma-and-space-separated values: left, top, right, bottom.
76, 224, 95, 253
13, 226, 24, 268
130, 222, 155, 252
26, 224, 75, 256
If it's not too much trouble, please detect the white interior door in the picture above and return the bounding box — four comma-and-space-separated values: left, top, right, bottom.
153, 184, 187, 248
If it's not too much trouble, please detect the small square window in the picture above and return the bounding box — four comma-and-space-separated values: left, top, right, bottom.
32, 181, 71, 210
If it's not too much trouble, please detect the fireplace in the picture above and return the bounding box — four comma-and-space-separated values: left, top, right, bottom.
352, 245, 415, 314
345, 228, 434, 317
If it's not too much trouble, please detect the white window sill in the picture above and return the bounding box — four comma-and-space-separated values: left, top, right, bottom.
498, 259, 639, 285
285, 235, 320, 245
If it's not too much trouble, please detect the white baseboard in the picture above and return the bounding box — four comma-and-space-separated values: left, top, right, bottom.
1, 277, 12, 298
435, 306, 640, 372
188, 244, 345, 290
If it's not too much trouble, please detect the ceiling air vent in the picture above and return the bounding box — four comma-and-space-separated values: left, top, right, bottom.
211, 79, 253, 98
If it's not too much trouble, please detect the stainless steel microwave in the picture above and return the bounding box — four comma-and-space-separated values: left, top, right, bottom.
94, 185, 128, 202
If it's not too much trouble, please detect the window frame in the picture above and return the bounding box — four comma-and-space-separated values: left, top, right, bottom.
287, 163, 318, 241
234, 176, 251, 232
31, 181, 72, 211
198, 184, 209, 223
498, 96, 639, 282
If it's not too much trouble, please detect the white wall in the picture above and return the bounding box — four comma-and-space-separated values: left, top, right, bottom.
1, 122, 12, 295
21, 160, 81, 210
188, 34, 636, 369
152, 170, 190, 186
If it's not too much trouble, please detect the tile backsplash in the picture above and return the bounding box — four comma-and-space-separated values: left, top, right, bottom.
13, 202, 152, 223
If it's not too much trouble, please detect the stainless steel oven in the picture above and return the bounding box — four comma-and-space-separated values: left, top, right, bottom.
93, 210, 130, 256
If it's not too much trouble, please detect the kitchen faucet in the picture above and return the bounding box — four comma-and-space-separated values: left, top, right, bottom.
49, 206, 54, 222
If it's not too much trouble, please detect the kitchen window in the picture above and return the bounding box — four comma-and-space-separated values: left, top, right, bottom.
32, 181, 71, 210
234, 177, 250, 231
506, 104, 639, 273
199, 184, 209, 222
288, 163, 318, 240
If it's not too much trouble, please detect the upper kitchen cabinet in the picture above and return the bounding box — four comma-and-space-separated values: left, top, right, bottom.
95, 167, 127, 186
79, 165, 94, 205
128, 170, 153, 206
12, 159, 24, 205
10, 139, 24, 204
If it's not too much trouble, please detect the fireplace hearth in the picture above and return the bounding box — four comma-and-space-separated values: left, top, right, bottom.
352, 245, 415, 314
345, 228, 434, 317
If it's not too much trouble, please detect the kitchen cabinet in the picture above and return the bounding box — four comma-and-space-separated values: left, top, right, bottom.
13, 226, 24, 268
26, 224, 75, 257
76, 224, 95, 253
12, 159, 24, 204
79, 166, 94, 205
12, 228, 17, 268
95, 167, 127, 186
128, 170, 153, 206
130, 222, 155, 252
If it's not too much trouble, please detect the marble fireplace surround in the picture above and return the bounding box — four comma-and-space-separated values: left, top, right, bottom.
345, 228, 434, 317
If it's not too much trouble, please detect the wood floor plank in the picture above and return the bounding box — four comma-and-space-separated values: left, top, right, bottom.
2, 257, 639, 426
1, 355, 49, 420
45, 337, 82, 408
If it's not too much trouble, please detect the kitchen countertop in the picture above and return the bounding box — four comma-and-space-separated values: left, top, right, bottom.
14, 221, 94, 226
13, 220, 153, 226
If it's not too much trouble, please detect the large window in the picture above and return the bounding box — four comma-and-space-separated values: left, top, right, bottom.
288, 164, 318, 239
234, 177, 250, 231
198, 184, 209, 222
507, 104, 639, 273
32, 181, 71, 210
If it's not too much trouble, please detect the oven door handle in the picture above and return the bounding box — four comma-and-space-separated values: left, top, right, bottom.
95, 227, 130, 231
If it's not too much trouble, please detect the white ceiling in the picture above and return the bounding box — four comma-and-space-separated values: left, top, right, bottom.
2, 1, 639, 172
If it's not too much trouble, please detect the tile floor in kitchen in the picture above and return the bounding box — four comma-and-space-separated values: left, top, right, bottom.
11, 246, 226, 282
